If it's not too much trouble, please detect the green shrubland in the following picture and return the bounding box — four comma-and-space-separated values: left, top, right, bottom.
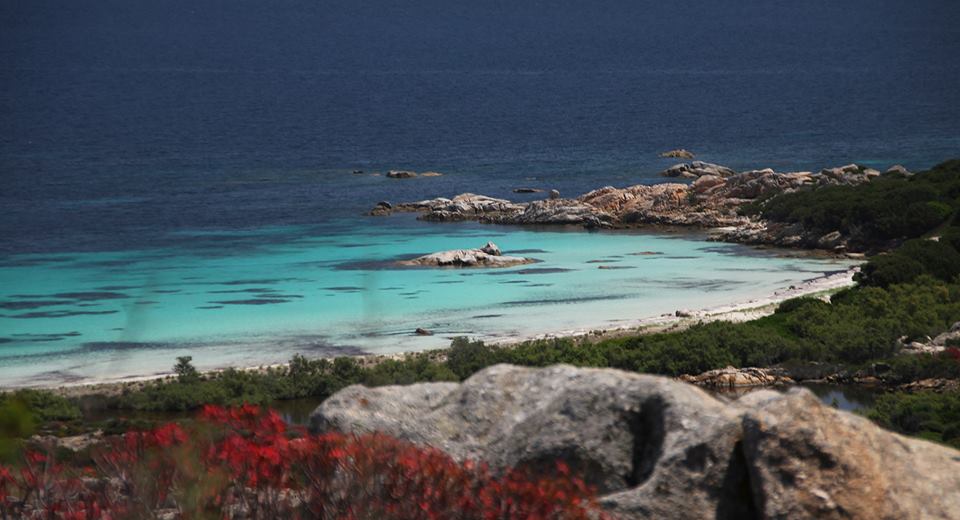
867, 391, 960, 448
757, 159, 960, 249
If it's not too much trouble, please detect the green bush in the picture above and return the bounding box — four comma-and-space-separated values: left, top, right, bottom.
857, 240, 960, 287
866, 391, 960, 448
0, 389, 81, 423
446, 337, 500, 380
760, 160, 960, 247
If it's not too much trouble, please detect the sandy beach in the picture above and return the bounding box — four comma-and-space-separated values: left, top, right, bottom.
44, 265, 860, 398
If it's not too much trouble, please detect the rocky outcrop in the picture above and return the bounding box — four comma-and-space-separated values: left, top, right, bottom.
896, 378, 960, 393
679, 366, 793, 388
816, 164, 880, 186
369, 201, 393, 216
380, 193, 525, 221
885, 164, 912, 176
386, 170, 417, 179
932, 321, 960, 347
900, 321, 960, 355
661, 161, 737, 179
369, 162, 893, 251
495, 198, 616, 227
311, 364, 960, 520
398, 241, 535, 268
659, 149, 695, 159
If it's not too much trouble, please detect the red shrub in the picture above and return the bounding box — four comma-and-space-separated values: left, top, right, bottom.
944, 346, 960, 362
1, 405, 611, 519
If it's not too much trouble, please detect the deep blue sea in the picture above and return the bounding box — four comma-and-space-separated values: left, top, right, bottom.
1, 0, 958, 385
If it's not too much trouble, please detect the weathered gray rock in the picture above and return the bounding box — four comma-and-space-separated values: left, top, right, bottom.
932, 321, 960, 346
497, 199, 614, 227
368, 201, 393, 216
816, 230, 845, 250
740, 389, 960, 519
398, 242, 534, 268
478, 241, 501, 256
885, 164, 912, 176
386, 170, 417, 179
692, 174, 725, 193
549, 189, 561, 199
661, 161, 737, 179
311, 364, 960, 520
413, 193, 526, 222
312, 364, 737, 497
659, 149, 696, 159
901, 321, 960, 355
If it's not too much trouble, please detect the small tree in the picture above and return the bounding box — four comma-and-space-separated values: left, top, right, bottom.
174, 356, 199, 383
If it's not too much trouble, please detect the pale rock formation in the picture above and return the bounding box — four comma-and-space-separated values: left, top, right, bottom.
312, 364, 960, 519
398, 242, 534, 268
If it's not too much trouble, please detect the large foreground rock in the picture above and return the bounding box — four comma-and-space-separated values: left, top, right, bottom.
311, 364, 960, 519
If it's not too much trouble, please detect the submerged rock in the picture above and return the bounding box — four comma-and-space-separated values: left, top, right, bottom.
386, 170, 417, 179
369, 201, 393, 216
512, 187, 543, 193
414, 327, 433, 336
311, 364, 960, 519
398, 242, 534, 268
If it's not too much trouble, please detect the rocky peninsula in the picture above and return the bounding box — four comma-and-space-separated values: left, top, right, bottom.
312, 364, 960, 519
370, 161, 908, 254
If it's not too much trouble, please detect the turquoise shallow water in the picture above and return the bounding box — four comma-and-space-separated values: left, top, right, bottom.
0, 216, 853, 387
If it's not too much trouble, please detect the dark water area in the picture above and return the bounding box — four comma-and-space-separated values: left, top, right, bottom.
2, 0, 960, 255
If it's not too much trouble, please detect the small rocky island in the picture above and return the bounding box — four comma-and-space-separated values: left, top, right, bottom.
398, 241, 536, 268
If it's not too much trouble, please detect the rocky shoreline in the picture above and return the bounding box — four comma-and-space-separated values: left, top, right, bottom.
369, 161, 911, 255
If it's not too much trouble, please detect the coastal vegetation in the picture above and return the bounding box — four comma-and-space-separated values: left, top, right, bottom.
3, 161, 960, 450
748, 159, 960, 249
866, 390, 960, 449
0, 405, 604, 518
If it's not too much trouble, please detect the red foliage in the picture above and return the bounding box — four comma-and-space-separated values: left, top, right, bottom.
1, 405, 610, 519
944, 346, 960, 362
